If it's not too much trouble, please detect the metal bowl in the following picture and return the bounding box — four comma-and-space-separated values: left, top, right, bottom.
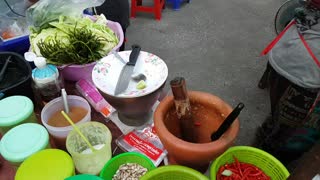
98, 82, 166, 126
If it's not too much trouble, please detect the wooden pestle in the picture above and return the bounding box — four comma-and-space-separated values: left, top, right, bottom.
170, 77, 196, 143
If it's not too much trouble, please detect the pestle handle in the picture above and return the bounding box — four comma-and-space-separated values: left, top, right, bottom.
211, 103, 244, 141
170, 77, 196, 143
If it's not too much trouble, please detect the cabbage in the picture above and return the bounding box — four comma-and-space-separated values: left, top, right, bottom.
30, 28, 70, 56
29, 15, 119, 64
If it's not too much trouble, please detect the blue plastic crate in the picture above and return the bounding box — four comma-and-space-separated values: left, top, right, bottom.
0, 35, 30, 55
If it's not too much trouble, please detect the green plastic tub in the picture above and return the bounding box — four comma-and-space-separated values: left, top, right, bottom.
140, 165, 209, 180
100, 152, 156, 180
65, 174, 103, 180
0, 123, 49, 167
0, 96, 37, 134
210, 146, 290, 180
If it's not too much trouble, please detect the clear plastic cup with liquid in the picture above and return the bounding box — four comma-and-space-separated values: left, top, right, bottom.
66, 121, 112, 175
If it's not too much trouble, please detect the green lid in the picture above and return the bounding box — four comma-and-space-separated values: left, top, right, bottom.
0, 96, 34, 126
15, 149, 75, 180
65, 174, 104, 180
0, 123, 49, 163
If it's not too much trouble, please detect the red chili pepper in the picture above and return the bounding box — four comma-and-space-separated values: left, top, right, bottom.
217, 156, 270, 180
233, 156, 243, 177
194, 121, 201, 126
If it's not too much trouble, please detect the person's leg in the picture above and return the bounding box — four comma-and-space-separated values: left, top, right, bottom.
255, 66, 320, 166
120, 28, 126, 51
258, 62, 271, 89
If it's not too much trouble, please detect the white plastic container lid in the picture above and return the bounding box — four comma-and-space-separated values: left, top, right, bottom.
0, 123, 49, 163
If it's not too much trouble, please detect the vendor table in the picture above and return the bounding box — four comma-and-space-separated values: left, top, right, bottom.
0, 81, 319, 179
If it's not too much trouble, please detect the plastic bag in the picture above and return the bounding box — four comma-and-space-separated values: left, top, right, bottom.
26, 0, 105, 31
0, 16, 29, 40
116, 123, 167, 167
0, 0, 32, 17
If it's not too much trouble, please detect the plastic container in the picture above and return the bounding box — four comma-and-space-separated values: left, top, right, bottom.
100, 152, 156, 180
0, 0, 30, 55
0, 36, 30, 55
25, 53, 64, 106
65, 174, 104, 180
140, 165, 209, 180
15, 149, 75, 180
0, 123, 49, 167
66, 122, 112, 175
41, 95, 91, 149
0, 52, 33, 101
0, 96, 37, 134
59, 19, 124, 82
210, 146, 290, 180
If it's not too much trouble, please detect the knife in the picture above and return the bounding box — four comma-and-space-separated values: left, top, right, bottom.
112, 50, 127, 65
114, 44, 141, 95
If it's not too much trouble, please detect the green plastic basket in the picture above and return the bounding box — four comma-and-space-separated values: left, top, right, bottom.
140, 165, 209, 180
210, 146, 290, 180
65, 174, 103, 180
99, 152, 156, 180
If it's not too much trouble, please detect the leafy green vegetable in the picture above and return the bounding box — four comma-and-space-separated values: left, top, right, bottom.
29, 15, 119, 65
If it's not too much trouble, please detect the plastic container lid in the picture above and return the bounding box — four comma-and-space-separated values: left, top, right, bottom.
0, 96, 34, 126
15, 149, 75, 180
65, 174, 104, 180
32, 64, 59, 86
25, 52, 59, 86
0, 123, 49, 163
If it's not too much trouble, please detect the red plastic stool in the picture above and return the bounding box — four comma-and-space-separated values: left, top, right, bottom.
131, 0, 166, 20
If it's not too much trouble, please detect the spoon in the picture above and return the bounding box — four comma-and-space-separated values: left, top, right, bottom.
61, 89, 70, 114
211, 103, 245, 141
0, 56, 11, 82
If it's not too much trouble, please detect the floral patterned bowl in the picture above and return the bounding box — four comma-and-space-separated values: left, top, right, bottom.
92, 51, 168, 126
92, 51, 168, 98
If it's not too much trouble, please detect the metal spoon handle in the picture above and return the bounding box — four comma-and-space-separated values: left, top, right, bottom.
211, 103, 244, 141
61, 88, 70, 114
0, 56, 11, 82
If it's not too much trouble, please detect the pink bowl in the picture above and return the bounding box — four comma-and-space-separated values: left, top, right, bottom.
58, 19, 124, 82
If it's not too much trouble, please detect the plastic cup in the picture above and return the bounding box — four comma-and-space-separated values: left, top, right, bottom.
41, 95, 91, 149
15, 149, 75, 180
66, 121, 112, 175
0, 123, 49, 167
0, 96, 37, 134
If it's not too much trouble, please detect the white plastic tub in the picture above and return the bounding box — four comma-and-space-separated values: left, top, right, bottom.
41, 95, 91, 138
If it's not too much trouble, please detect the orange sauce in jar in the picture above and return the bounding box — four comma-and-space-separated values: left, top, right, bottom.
47, 106, 87, 127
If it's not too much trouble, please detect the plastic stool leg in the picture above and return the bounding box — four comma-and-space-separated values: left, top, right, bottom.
173, 0, 180, 10
154, 0, 162, 20
131, 0, 137, 18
